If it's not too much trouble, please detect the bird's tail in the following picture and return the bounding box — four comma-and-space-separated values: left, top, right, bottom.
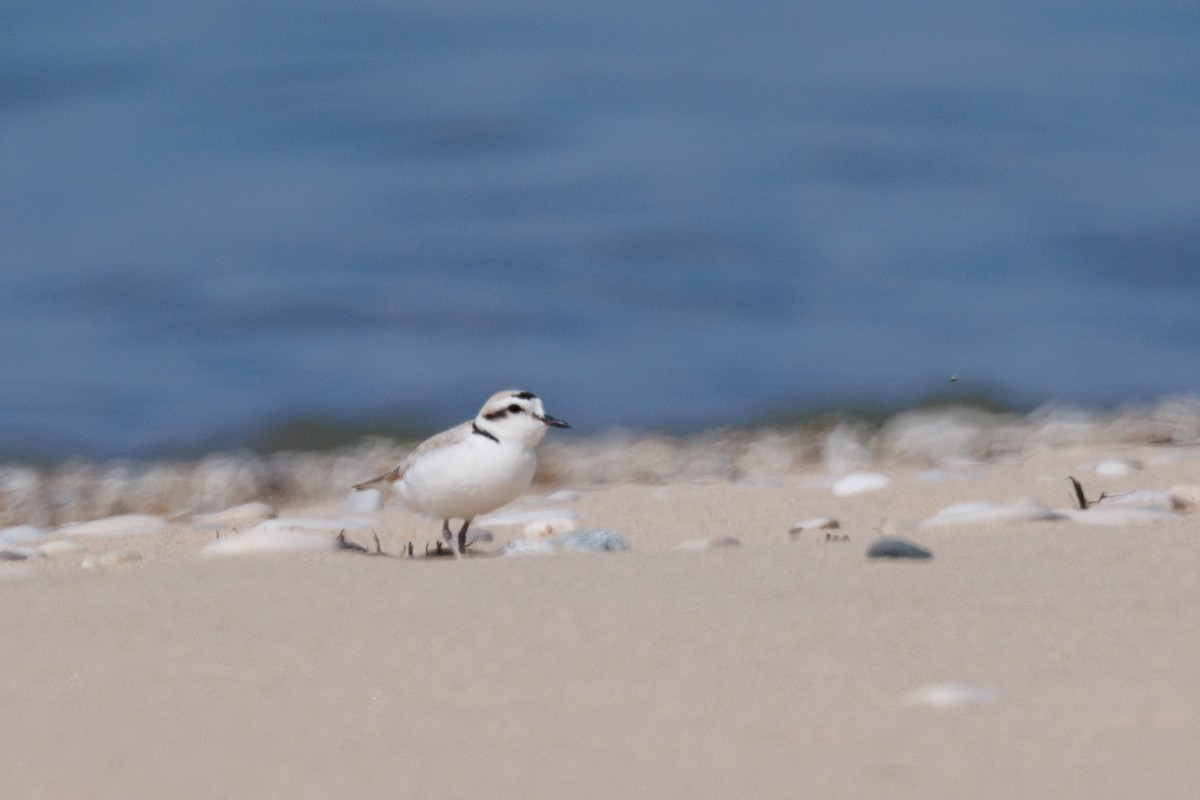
352, 466, 401, 491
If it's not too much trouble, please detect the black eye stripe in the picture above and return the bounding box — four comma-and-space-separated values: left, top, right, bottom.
483, 406, 525, 420
483, 396, 533, 420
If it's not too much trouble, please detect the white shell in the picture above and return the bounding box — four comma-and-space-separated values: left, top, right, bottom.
831, 472, 892, 497
674, 536, 742, 551
1095, 458, 1142, 476
902, 683, 1000, 708
542, 490, 584, 503
57, 515, 167, 537
202, 525, 339, 556
38, 540, 85, 556
1057, 507, 1181, 526
789, 517, 840, 536
194, 502, 276, 526
81, 550, 143, 569
245, 517, 370, 535
919, 499, 1061, 528
1090, 490, 1176, 512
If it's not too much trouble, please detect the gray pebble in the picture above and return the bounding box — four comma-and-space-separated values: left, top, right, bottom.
554, 528, 629, 552
0, 525, 47, 544
867, 538, 933, 560
501, 528, 631, 557
465, 528, 494, 546
0, 549, 30, 561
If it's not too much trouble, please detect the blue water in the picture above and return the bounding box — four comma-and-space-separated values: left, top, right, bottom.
3, 1, 1199, 457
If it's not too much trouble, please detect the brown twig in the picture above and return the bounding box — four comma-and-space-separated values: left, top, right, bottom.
1070, 477, 1133, 509
335, 529, 369, 553
1070, 479, 1089, 510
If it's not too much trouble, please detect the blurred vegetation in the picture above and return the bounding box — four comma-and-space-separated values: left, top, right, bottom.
246, 416, 435, 454
752, 386, 1025, 432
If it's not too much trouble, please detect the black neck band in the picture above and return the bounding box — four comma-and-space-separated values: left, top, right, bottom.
471, 422, 499, 443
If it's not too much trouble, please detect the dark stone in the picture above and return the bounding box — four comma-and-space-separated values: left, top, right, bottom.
867, 538, 933, 560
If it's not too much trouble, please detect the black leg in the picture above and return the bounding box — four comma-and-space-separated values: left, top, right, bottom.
457, 519, 472, 554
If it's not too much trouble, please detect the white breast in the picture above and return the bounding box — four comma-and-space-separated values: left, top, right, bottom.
395, 435, 537, 520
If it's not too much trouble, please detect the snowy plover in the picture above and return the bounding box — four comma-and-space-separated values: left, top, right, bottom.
353, 390, 569, 557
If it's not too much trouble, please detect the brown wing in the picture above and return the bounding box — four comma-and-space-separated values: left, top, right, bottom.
350, 422, 472, 491
351, 465, 403, 491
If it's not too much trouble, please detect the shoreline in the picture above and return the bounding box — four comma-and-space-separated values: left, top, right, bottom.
3, 397, 1199, 528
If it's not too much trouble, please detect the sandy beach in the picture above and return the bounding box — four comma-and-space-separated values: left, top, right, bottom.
2, 424, 1199, 799
7, 1, 1197, 795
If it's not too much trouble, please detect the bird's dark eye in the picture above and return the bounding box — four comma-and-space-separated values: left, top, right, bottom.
507, 404, 523, 414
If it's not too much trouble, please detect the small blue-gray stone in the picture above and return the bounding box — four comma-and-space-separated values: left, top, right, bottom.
553, 528, 630, 552
867, 538, 933, 560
